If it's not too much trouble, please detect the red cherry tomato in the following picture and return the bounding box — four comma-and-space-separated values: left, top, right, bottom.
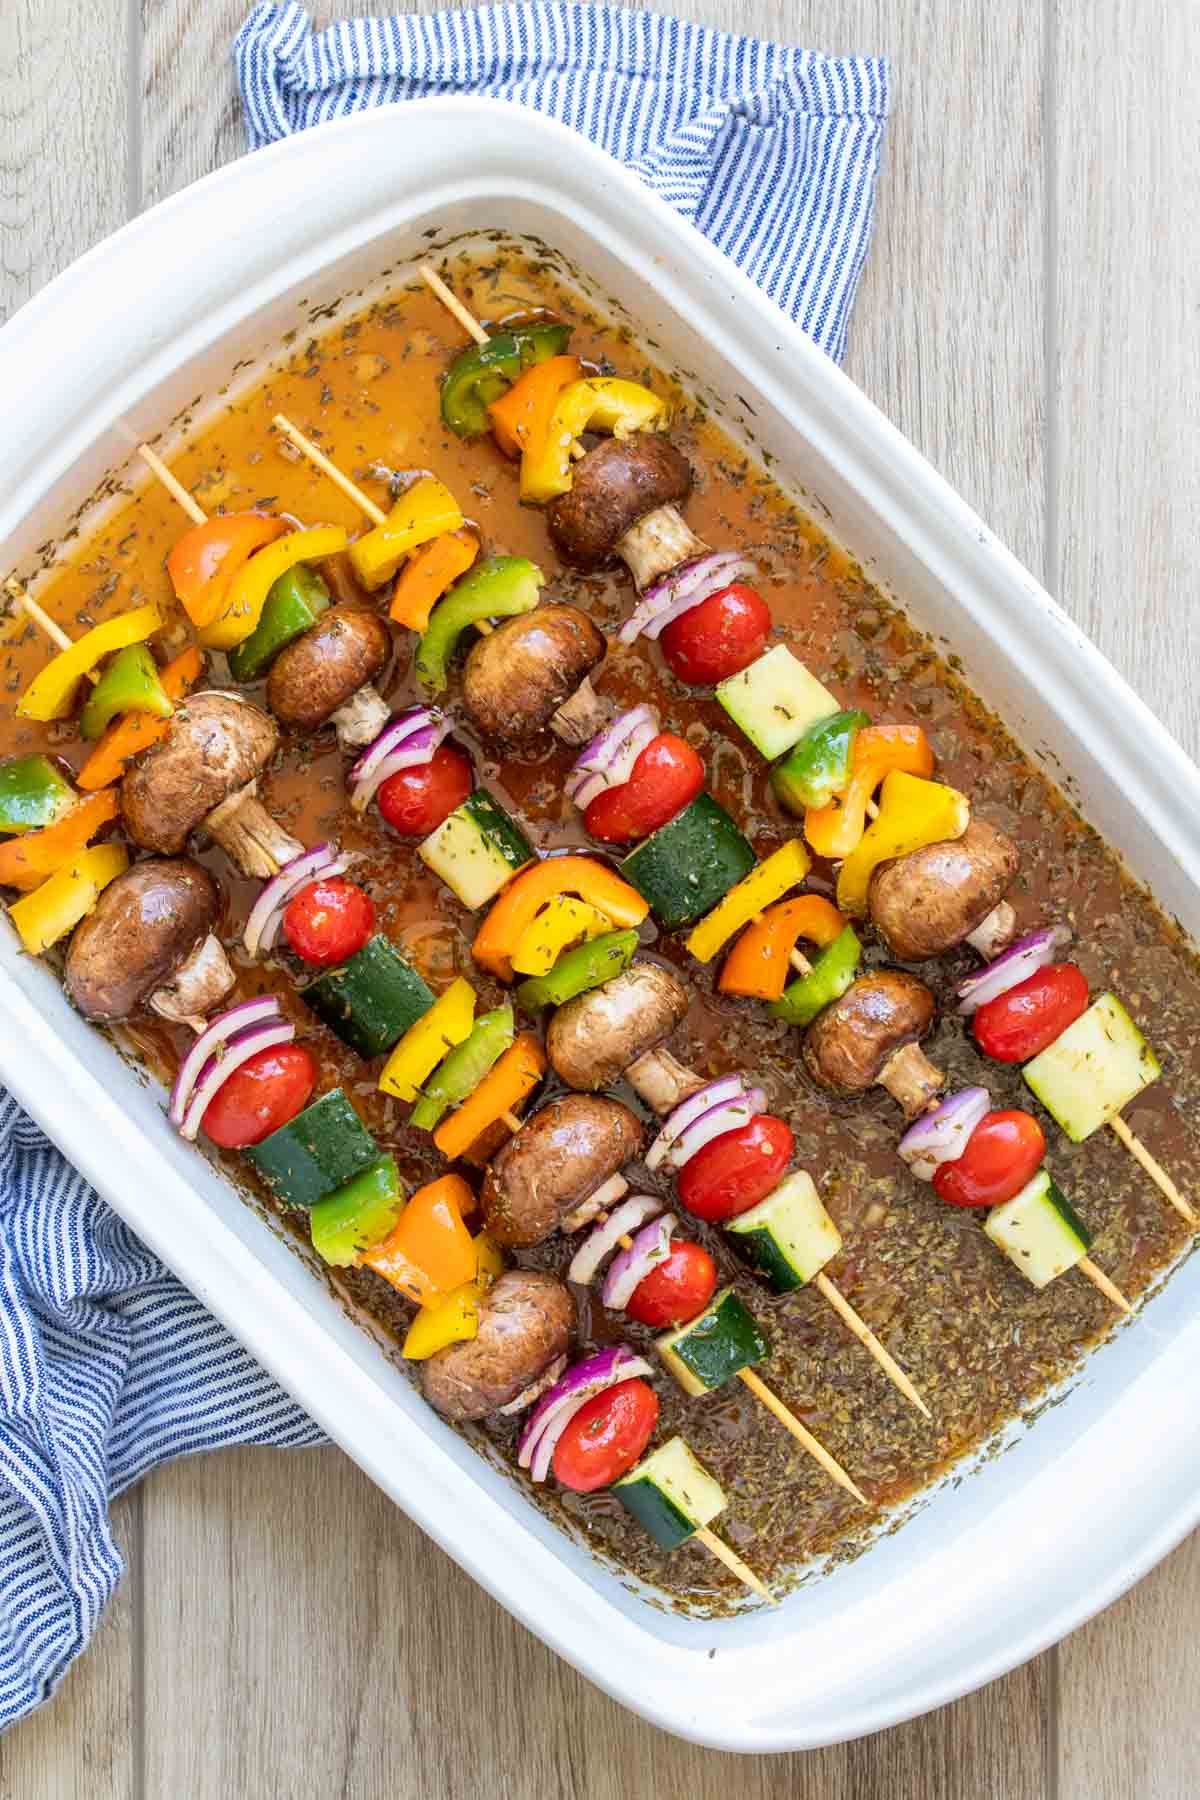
973, 963, 1090, 1063
376, 744, 472, 838
202, 1043, 317, 1150
583, 733, 705, 844
677, 1114, 794, 1223
659, 583, 771, 685
551, 1377, 660, 1493
283, 876, 375, 967
625, 1240, 719, 1328
932, 1110, 1046, 1209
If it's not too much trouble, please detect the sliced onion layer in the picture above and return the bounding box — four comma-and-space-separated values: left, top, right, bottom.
956, 924, 1072, 1015
180, 1018, 296, 1142
602, 1214, 677, 1311
517, 1346, 654, 1483
243, 843, 345, 958
617, 550, 756, 646
497, 1354, 568, 1417
168, 996, 283, 1126
898, 1086, 991, 1181
567, 1195, 664, 1286
669, 1090, 766, 1169
565, 706, 659, 812
348, 706, 452, 813
646, 1074, 750, 1170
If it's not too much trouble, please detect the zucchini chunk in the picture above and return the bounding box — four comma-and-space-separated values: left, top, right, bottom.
613, 1435, 726, 1550
984, 1169, 1090, 1288
302, 934, 434, 1059
726, 1171, 842, 1292
1023, 992, 1160, 1141
419, 787, 534, 911
716, 644, 839, 761
656, 1286, 768, 1396
246, 1088, 380, 1210
621, 794, 754, 931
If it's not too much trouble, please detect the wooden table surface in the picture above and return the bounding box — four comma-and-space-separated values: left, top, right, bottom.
1, 2, 1197, 1794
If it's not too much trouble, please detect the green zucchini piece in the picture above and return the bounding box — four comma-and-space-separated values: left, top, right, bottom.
1023, 992, 1160, 1142
984, 1169, 1090, 1288
246, 1088, 380, 1210
769, 925, 861, 1027
302, 934, 434, 1058
612, 1435, 726, 1551
656, 1286, 768, 1396
717, 645, 840, 761
726, 1171, 842, 1292
419, 787, 534, 910
621, 795, 754, 931
308, 1153, 406, 1266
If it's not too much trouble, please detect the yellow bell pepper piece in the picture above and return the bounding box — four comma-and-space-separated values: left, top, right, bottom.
473, 1232, 504, 1287
348, 478, 465, 591
836, 770, 971, 916
8, 843, 129, 955
520, 377, 669, 503
510, 894, 614, 977
17, 604, 165, 722
401, 1232, 504, 1359
199, 525, 349, 650
377, 976, 477, 1103
685, 839, 812, 965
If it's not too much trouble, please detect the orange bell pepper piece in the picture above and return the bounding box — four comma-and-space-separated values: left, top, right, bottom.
471, 856, 649, 981
0, 790, 119, 892
487, 354, 582, 459
804, 725, 933, 861
76, 647, 204, 792
718, 895, 847, 1002
389, 529, 479, 631
433, 1034, 547, 1162
360, 1173, 476, 1306
166, 513, 289, 629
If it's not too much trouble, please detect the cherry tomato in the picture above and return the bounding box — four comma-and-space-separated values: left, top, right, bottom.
932, 1110, 1046, 1209
659, 583, 771, 685
376, 744, 472, 838
677, 1114, 794, 1223
202, 1043, 317, 1150
583, 733, 705, 843
973, 963, 1090, 1063
283, 876, 375, 967
625, 1240, 718, 1328
551, 1378, 660, 1493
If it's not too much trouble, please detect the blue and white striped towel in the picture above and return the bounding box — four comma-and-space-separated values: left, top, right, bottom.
0, 2, 888, 1730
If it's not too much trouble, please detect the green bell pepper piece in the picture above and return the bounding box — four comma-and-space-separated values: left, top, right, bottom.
415, 556, 544, 693
79, 644, 173, 742
228, 563, 331, 682
515, 929, 640, 1013
0, 754, 76, 834
769, 925, 862, 1027
308, 1153, 406, 1266
440, 323, 572, 437
408, 1005, 516, 1132
770, 710, 869, 814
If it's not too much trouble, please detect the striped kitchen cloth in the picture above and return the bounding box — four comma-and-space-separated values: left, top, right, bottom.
235, 2, 890, 362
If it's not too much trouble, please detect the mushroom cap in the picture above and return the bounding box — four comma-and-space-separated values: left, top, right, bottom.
121, 692, 278, 854
802, 970, 936, 1096
64, 856, 221, 1022
547, 962, 688, 1091
545, 435, 694, 569
869, 819, 1019, 961
462, 604, 605, 743
266, 607, 391, 731
419, 1271, 574, 1420
481, 1095, 643, 1248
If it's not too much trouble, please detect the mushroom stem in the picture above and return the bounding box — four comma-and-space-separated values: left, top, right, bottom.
560, 1172, 630, 1233
332, 682, 390, 750
626, 1046, 707, 1114
878, 1042, 946, 1120
965, 900, 1017, 959
496, 1353, 568, 1416
616, 505, 706, 592
550, 677, 608, 746
149, 932, 236, 1032
205, 781, 304, 879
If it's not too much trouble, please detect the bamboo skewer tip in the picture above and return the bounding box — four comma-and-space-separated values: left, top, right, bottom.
417, 262, 489, 345
814, 1272, 932, 1419
736, 1366, 869, 1508
1078, 1256, 1133, 1316
1107, 1112, 1196, 1225
694, 1526, 776, 1605
271, 413, 387, 527
136, 443, 207, 526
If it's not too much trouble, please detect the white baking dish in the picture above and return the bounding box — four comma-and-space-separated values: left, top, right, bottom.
2, 102, 1199, 1753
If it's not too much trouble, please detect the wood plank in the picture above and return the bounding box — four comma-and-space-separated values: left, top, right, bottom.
1054, 4, 1200, 1786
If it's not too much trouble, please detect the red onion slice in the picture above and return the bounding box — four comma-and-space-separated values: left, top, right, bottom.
243, 843, 342, 958
898, 1086, 991, 1181
522, 1348, 656, 1484
567, 1195, 664, 1286
617, 550, 757, 646
602, 1213, 677, 1311
180, 1018, 296, 1141
168, 995, 282, 1126
565, 706, 658, 802
669, 1090, 766, 1169
956, 924, 1072, 1015
348, 707, 452, 813
646, 1074, 750, 1170
571, 718, 659, 812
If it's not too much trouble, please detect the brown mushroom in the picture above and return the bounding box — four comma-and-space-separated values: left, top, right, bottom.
462, 604, 605, 744
802, 970, 944, 1120
545, 435, 701, 587
481, 1095, 643, 1248
64, 857, 230, 1024
547, 962, 689, 1093
869, 819, 1020, 961
419, 1271, 574, 1421
266, 606, 391, 741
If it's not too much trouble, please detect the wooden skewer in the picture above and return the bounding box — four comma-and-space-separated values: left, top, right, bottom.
272, 414, 387, 527
737, 1367, 868, 1506
3, 577, 98, 674
1107, 1111, 1196, 1225
813, 1271, 931, 1417
418, 262, 489, 345
1078, 1256, 1132, 1314
136, 444, 207, 526
694, 1526, 776, 1604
